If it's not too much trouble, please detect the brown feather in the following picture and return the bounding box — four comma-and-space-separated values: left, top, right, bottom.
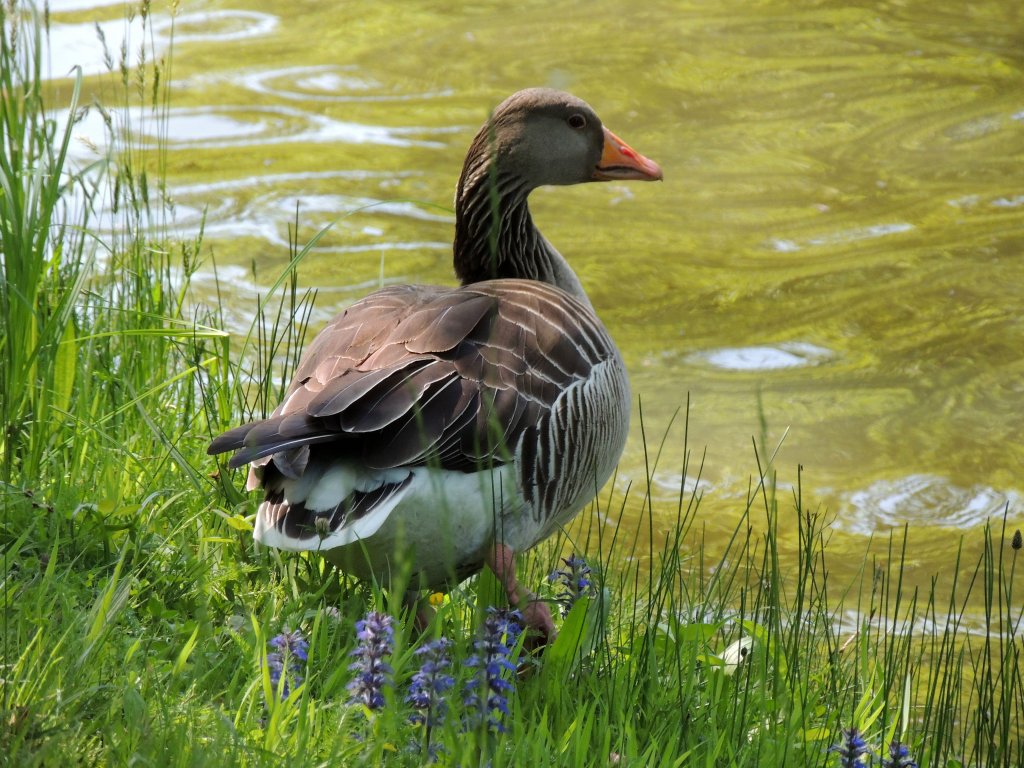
209, 280, 606, 477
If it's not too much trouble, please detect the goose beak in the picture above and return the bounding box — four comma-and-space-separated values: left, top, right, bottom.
593, 127, 663, 181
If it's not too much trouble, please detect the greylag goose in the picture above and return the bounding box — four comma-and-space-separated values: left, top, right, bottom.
208, 88, 662, 640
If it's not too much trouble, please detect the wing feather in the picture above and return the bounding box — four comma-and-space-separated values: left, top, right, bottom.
209, 279, 615, 479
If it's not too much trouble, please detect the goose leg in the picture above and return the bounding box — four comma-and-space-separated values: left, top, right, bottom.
487, 542, 556, 647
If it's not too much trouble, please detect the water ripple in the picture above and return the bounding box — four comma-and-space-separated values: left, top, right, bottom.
46, 11, 278, 78
767, 222, 914, 253
48, 0, 125, 11
155, 11, 278, 44
151, 105, 448, 150
839, 474, 1020, 536
59, 104, 450, 157
48, 18, 161, 77
166, 171, 448, 249
238, 65, 453, 103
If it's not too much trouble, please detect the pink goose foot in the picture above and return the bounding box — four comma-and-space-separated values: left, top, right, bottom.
486, 542, 556, 649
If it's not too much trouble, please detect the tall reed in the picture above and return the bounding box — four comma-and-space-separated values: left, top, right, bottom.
0, 3, 92, 485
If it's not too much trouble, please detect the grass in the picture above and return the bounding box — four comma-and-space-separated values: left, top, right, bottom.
2, 5, 1022, 766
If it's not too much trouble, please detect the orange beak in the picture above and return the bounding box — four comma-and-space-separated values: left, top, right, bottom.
592, 127, 663, 182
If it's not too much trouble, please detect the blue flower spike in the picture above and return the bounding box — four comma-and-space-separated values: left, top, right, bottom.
347, 611, 394, 711
829, 727, 871, 767
265, 629, 309, 702
548, 553, 594, 617
405, 636, 455, 762
882, 739, 918, 768
408, 637, 455, 727
463, 607, 523, 733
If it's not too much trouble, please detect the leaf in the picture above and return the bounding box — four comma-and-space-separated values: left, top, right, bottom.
172, 624, 200, 675
799, 727, 832, 742
222, 513, 253, 532
546, 587, 611, 677
674, 621, 720, 643
475, 564, 504, 610
741, 618, 789, 677
146, 594, 170, 620
124, 638, 143, 666
547, 595, 590, 669
123, 686, 146, 731
52, 319, 76, 419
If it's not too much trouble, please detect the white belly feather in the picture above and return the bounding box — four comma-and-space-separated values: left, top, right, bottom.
253, 462, 532, 588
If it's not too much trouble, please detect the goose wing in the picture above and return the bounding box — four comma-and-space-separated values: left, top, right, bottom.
208, 279, 613, 478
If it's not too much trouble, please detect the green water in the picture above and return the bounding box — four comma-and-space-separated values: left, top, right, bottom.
53, 0, 1023, 590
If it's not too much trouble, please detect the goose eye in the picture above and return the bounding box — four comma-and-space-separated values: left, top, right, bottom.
567, 113, 587, 130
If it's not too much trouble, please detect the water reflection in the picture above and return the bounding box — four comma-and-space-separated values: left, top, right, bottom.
47, 18, 164, 77
990, 195, 1024, 209
688, 343, 834, 371
44, 1, 1024, 591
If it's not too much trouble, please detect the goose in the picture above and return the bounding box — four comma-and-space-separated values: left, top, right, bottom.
208, 88, 662, 641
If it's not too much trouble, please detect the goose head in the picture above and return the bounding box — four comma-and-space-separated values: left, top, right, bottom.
459, 87, 662, 196
454, 88, 662, 293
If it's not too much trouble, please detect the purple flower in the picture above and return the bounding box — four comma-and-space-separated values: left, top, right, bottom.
463, 607, 522, 733
882, 740, 917, 768
408, 637, 455, 727
548, 554, 594, 616
265, 629, 308, 701
829, 727, 871, 767
347, 611, 394, 710
270, 630, 309, 661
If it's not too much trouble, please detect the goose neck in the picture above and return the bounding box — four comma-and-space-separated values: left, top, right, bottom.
453, 166, 590, 307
